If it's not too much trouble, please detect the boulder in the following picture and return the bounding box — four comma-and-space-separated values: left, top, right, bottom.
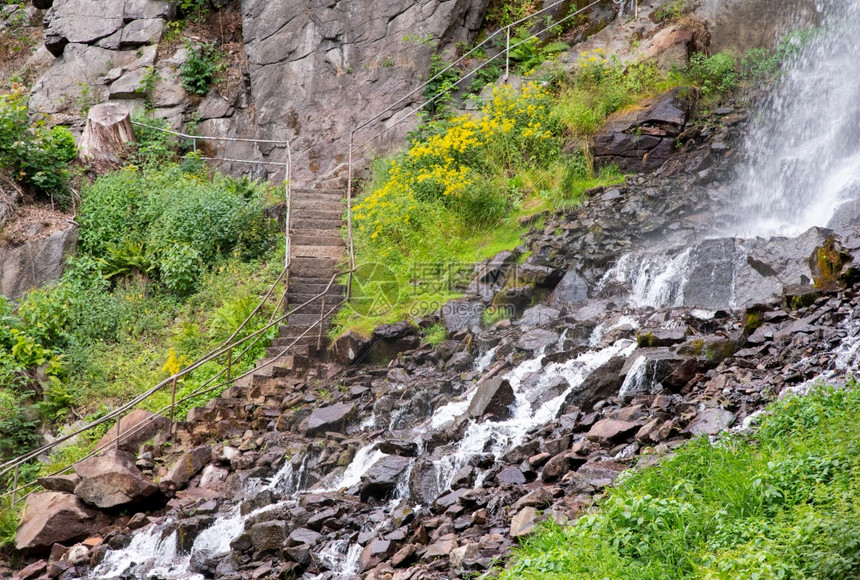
548, 270, 590, 309
73, 450, 158, 509
16, 492, 108, 553
43, 0, 125, 55
366, 321, 420, 363
159, 446, 212, 495
593, 86, 697, 172
301, 402, 354, 436
96, 409, 170, 454
441, 299, 484, 335
687, 408, 736, 436
564, 355, 626, 411
0, 226, 78, 301
332, 329, 371, 365
249, 520, 286, 552
586, 419, 641, 445
360, 539, 394, 572
360, 455, 412, 500
36, 474, 80, 494
518, 305, 561, 330
424, 534, 458, 559
467, 377, 515, 422
516, 329, 559, 351
618, 349, 687, 400
509, 507, 539, 538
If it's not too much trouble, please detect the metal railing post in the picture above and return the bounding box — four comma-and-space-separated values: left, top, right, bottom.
347, 127, 356, 300
114, 414, 121, 451
11, 465, 18, 507
505, 26, 511, 81
169, 377, 177, 426
317, 296, 326, 351
227, 347, 233, 385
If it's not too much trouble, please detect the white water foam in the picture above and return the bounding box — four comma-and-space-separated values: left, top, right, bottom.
431, 338, 638, 495
599, 249, 693, 309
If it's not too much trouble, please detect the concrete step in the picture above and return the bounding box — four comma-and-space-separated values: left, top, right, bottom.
291, 198, 343, 211
290, 228, 345, 239
290, 257, 341, 276
292, 188, 344, 196
288, 282, 345, 296
291, 208, 343, 220
290, 218, 344, 231
291, 245, 346, 260
287, 312, 336, 326
291, 234, 345, 247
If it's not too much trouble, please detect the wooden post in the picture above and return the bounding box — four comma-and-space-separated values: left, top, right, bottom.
11, 465, 18, 508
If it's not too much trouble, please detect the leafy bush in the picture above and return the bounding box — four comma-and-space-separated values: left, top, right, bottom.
688, 52, 738, 96
180, 41, 223, 96
507, 27, 569, 74
160, 244, 202, 296
553, 49, 667, 140
131, 112, 180, 166
0, 86, 73, 202
78, 165, 276, 294
423, 54, 461, 115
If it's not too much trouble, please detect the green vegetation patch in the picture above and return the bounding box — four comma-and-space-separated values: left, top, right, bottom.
501, 383, 860, 579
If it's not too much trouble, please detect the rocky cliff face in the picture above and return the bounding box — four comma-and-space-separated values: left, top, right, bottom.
21, 0, 490, 186
239, 0, 489, 185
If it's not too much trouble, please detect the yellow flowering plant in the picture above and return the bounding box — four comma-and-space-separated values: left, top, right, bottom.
353, 82, 561, 259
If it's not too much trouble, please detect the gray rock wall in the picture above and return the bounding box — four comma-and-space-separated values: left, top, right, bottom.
233, 0, 489, 185
0, 225, 78, 300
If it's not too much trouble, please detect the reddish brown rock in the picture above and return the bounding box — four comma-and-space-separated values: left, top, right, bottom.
74, 450, 158, 509
16, 492, 108, 553
96, 409, 170, 453
586, 418, 642, 444
159, 446, 212, 496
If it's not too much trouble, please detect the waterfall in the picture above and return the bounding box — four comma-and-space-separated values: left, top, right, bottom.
732, 1, 860, 237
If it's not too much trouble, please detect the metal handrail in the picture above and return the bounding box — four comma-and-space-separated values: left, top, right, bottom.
343, 0, 603, 282
0, 270, 349, 504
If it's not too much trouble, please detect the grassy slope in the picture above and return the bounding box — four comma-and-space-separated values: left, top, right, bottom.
500, 384, 860, 579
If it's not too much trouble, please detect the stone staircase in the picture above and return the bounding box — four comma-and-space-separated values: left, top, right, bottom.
268, 188, 346, 359
172, 189, 346, 447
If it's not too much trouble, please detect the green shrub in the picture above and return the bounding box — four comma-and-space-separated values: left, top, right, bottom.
180, 41, 223, 96
688, 52, 738, 96
423, 54, 461, 115
78, 165, 275, 294
160, 244, 202, 296
0, 86, 72, 203
131, 112, 179, 166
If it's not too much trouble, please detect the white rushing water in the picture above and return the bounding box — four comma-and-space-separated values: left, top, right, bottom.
731, 2, 860, 237
598, 248, 693, 309
431, 336, 638, 495
91, 458, 306, 579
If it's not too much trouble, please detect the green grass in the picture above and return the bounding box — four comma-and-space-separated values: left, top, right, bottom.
500, 383, 860, 579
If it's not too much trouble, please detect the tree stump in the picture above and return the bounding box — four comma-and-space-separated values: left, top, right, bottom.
77, 103, 136, 166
